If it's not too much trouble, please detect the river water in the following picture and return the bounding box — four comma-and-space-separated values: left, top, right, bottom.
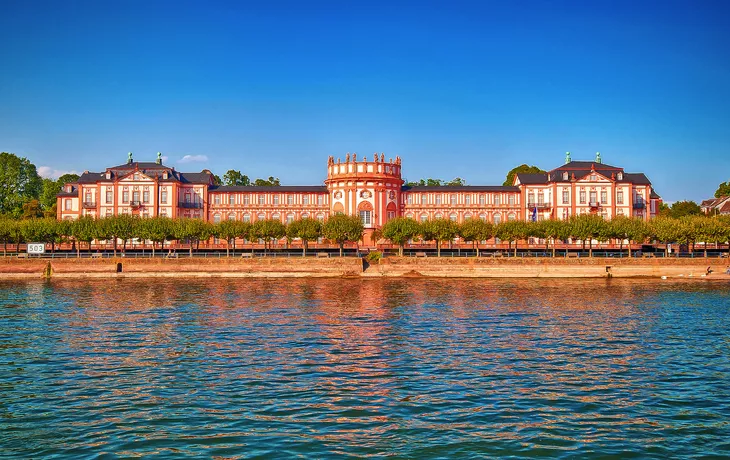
1, 278, 729, 458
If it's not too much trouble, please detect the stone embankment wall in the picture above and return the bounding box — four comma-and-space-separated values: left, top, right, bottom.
1, 256, 728, 279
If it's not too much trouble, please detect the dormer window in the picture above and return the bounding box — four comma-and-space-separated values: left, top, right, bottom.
562, 171, 568, 181
163, 171, 168, 179
617, 172, 623, 180
106, 172, 111, 180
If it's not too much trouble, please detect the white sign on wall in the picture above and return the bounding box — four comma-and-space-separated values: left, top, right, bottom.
27, 243, 45, 254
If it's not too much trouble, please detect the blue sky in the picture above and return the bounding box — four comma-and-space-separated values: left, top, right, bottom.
1, 0, 728, 202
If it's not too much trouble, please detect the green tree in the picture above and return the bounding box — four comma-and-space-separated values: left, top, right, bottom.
322, 214, 364, 257
568, 214, 608, 257
0, 216, 17, 255
714, 181, 730, 198
669, 201, 701, 218
444, 177, 467, 186
223, 170, 251, 186
0, 152, 43, 216
71, 216, 98, 256
422, 219, 458, 257
22, 199, 44, 219
503, 164, 545, 186
174, 218, 213, 257
39, 173, 80, 214
536, 219, 566, 257
458, 218, 494, 257
381, 217, 421, 256
495, 221, 523, 256
649, 217, 682, 257
251, 219, 286, 254
286, 218, 323, 256
253, 176, 281, 186
215, 219, 247, 257
138, 217, 174, 256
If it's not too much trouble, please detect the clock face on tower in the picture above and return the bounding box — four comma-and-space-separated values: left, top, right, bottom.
360, 190, 372, 199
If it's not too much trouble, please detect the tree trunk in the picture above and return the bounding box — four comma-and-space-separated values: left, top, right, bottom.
551, 239, 556, 258
400, 244, 404, 257
303, 240, 307, 257
189, 239, 193, 257
152, 241, 155, 257
226, 239, 230, 257
437, 240, 441, 257
113, 237, 117, 257
339, 242, 344, 257
589, 239, 593, 258
514, 240, 517, 257
475, 241, 479, 257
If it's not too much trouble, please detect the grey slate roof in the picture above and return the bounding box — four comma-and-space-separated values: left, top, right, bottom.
210, 185, 327, 193
402, 185, 519, 192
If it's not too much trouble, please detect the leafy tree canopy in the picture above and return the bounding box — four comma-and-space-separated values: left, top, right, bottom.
223, 170, 251, 186
714, 181, 730, 198
405, 177, 467, 187
667, 201, 701, 218
0, 152, 43, 216
503, 164, 546, 186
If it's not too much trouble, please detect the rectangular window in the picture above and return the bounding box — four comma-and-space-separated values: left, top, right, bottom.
106, 190, 113, 203
407, 195, 413, 205
287, 196, 293, 205
421, 195, 427, 205
244, 195, 250, 205
600, 190, 607, 204
494, 195, 500, 206
160, 190, 167, 204
589, 191, 597, 204
214, 195, 221, 205
303, 196, 309, 205
132, 191, 140, 203
537, 192, 543, 205
387, 211, 395, 219
143, 191, 150, 203
528, 193, 534, 205
318, 195, 323, 206
85, 192, 92, 203
479, 195, 485, 205
465, 195, 471, 205
562, 190, 569, 204
360, 210, 371, 226
450, 195, 457, 205
435, 195, 441, 205
273, 195, 280, 205
509, 195, 515, 205
229, 195, 235, 205
579, 191, 586, 204
617, 190, 624, 204
65, 199, 72, 210
122, 191, 129, 203
259, 195, 265, 205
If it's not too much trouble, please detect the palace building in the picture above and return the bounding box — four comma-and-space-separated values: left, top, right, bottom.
57, 151, 662, 244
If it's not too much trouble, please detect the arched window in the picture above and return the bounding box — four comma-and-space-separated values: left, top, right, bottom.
420, 213, 428, 222
228, 213, 236, 221
493, 213, 501, 224
272, 213, 281, 221
213, 214, 221, 224
243, 213, 251, 222
449, 213, 457, 222
479, 213, 486, 221
406, 212, 414, 219
435, 212, 443, 219
286, 213, 295, 224
301, 212, 309, 219
507, 213, 516, 221
257, 213, 266, 221
464, 212, 472, 220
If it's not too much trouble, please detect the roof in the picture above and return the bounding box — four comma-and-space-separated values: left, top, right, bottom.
210, 185, 327, 193
109, 161, 170, 170
515, 173, 549, 185
549, 161, 623, 173
56, 185, 78, 197
71, 168, 213, 185
402, 185, 520, 192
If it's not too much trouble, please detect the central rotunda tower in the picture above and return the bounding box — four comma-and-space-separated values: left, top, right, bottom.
325, 152, 404, 244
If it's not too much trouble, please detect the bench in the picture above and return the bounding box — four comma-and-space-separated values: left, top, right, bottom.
566, 252, 579, 258
16, 253, 28, 259
491, 252, 504, 258
241, 253, 253, 258
316, 252, 330, 258
415, 252, 427, 258
166, 253, 178, 259
91, 253, 103, 258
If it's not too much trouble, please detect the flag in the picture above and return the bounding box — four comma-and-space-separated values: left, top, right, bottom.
531, 205, 538, 222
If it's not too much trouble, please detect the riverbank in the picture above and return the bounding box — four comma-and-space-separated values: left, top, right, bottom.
2, 257, 729, 279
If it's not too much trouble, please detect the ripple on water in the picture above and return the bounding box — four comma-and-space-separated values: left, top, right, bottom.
1, 278, 730, 459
